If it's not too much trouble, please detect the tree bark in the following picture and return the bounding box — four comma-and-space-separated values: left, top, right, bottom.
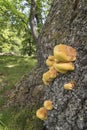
30, 0, 38, 43
42, 0, 87, 130
8, 0, 87, 130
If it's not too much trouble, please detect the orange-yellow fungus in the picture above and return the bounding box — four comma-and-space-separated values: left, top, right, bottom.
46, 56, 55, 67
44, 100, 53, 110
54, 62, 74, 72
48, 55, 55, 61
42, 67, 58, 85
64, 81, 75, 90
46, 59, 55, 67
54, 44, 76, 62
36, 107, 47, 120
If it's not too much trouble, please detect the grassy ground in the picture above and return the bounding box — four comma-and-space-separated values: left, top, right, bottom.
0, 55, 38, 130
0, 55, 37, 106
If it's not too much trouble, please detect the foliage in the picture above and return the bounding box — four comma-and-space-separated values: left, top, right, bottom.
21, 28, 36, 56
0, 0, 51, 56
0, 28, 23, 55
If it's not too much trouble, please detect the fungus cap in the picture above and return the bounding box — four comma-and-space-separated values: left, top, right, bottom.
49, 66, 58, 78
42, 71, 50, 81
64, 82, 75, 90
36, 107, 47, 120
42, 77, 50, 85
54, 44, 76, 62
44, 100, 53, 110
46, 55, 55, 67
48, 55, 55, 61
42, 67, 58, 85
46, 59, 55, 67
42, 71, 53, 85
54, 62, 75, 71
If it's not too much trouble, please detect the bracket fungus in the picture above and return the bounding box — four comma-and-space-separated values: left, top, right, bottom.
54, 44, 76, 62
44, 100, 53, 110
37, 44, 77, 120
36, 107, 48, 120
42, 44, 76, 85
49, 66, 58, 78
53, 67, 67, 74
46, 55, 55, 67
42, 71, 52, 85
54, 62, 74, 72
64, 81, 75, 90
42, 67, 58, 85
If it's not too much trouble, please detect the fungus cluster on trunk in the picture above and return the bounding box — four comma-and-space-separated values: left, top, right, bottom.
42, 44, 76, 86
36, 44, 77, 120
36, 100, 53, 120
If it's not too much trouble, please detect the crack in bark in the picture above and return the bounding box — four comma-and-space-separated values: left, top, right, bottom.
73, 0, 79, 11
70, 0, 80, 24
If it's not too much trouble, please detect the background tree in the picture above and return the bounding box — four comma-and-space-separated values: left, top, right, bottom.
0, 0, 27, 55
0, 0, 51, 56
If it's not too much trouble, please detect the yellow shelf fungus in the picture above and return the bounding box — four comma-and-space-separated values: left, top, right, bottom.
64, 81, 75, 90
36, 107, 48, 120
42, 71, 52, 85
53, 67, 67, 74
46, 59, 55, 67
48, 55, 55, 61
46, 55, 55, 67
37, 44, 77, 120
42, 67, 58, 85
49, 66, 58, 78
44, 100, 53, 110
42, 44, 76, 85
54, 44, 76, 62
54, 62, 75, 71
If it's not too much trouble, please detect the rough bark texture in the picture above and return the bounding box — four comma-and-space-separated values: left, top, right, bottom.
8, 65, 47, 107
40, 0, 87, 130
8, 0, 87, 130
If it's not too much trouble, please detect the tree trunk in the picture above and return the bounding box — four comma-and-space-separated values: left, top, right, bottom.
8, 0, 87, 130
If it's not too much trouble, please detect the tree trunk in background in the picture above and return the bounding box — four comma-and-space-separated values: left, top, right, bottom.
9, 0, 87, 130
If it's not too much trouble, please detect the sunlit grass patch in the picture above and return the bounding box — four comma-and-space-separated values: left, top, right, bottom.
0, 55, 37, 104
6, 64, 19, 68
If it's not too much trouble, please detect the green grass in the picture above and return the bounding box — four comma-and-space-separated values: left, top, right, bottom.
0, 55, 37, 106
0, 55, 37, 93
0, 106, 43, 130
0, 55, 38, 130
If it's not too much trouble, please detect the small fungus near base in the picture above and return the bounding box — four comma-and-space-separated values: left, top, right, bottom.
36, 107, 48, 120
44, 100, 53, 110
